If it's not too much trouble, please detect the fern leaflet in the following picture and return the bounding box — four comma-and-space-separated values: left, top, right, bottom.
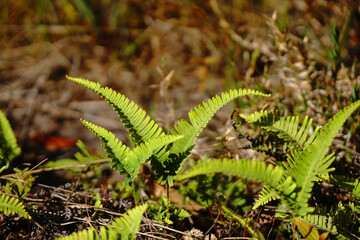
285, 100, 360, 216
0, 193, 31, 219
81, 119, 182, 184
253, 186, 280, 209
0, 110, 21, 167
56, 228, 99, 240
321, 174, 360, 201
171, 89, 270, 155
108, 204, 147, 239
176, 158, 297, 211
67, 76, 164, 145
57, 204, 147, 240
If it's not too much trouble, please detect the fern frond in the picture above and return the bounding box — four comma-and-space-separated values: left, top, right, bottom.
57, 204, 147, 240
107, 204, 147, 240
43, 140, 103, 171
0, 194, 31, 219
56, 228, 99, 240
176, 158, 297, 210
253, 186, 280, 209
111, 204, 147, 239
264, 115, 314, 151
239, 109, 280, 126
286, 100, 360, 216
322, 174, 360, 201
81, 119, 130, 174
300, 214, 337, 234
222, 205, 255, 236
0, 110, 21, 167
67, 76, 164, 145
81, 119, 182, 184
240, 109, 320, 152
171, 89, 271, 155
123, 134, 183, 184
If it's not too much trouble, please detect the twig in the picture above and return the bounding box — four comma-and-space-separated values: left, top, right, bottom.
1, 158, 111, 178
137, 231, 169, 240
146, 223, 203, 240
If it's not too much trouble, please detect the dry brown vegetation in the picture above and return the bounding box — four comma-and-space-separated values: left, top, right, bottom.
1, 0, 360, 239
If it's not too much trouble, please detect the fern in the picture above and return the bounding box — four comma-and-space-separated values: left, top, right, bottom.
253, 186, 279, 209
302, 203, 360, 239
81, 118, 182, 185
181, 100, 360, 219
67, 76, 164, 145
156, 89, 270, 184
171, 89, 270, 155
0, 193, 31, 219
285, 100, 360, 216
57, 228, 99, 240
107, 203, 147, 239
239, 109, 280, 126
222, 205, 256, 236
321, 174, 360, 201
263, 115, 319, 151
43, 140, 104, 171
239, 110, 321, 152
176, 158, 298, 211
68, 76, 270, 185
57, 204, 147, 240
300, 214, 338, 235
0, 110, 21, 168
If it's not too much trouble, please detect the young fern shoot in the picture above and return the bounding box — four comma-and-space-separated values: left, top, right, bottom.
67, 76, 270, 186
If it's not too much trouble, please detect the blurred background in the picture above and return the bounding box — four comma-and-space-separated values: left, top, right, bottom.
1, 0, 359, 164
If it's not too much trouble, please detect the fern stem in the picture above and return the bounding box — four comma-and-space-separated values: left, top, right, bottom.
243, 210, 249, 237
292, 216, 296, 240
132, 184, 137, 206
275, 220, 284, 240
206, 200, 219, 238
166, 182, 170, 213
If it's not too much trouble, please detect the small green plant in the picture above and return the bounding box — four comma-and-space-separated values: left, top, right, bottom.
0, 111, 31, 220
0, 110, 21, 168
67, 76, 269, 188
176, 100, 360, 238
147, 196, 190, 224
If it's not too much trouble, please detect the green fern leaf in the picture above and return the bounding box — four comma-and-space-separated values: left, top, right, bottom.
286, 100, 360, 216
161, 89, 270, 184
176, 158, 297, 210
171, 89, 271, 155
0, 193, 31, 219
253, 186, 280, 209
81, 119, 182, 184
322, 174, 360, 201
81, 119, 130, 174
57, 204, 147, 240
0, 110, 21, 167
300, 214, 337, 234
239, 109, 280, 126
56, 228, 99, 240
240, 110, 320, 152
67, 76, 164, 145
123, 134, 183, 184
264, 115, 315, 151
108, 204, 147, 240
